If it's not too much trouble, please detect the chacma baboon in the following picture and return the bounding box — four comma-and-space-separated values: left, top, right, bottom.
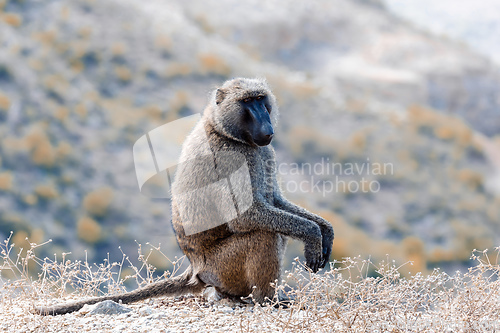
36, 78, 334, 315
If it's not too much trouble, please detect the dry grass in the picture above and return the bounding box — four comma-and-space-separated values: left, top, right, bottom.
1, 233, 500, 331
0, 233, 182, 303
263, 254, 500, 331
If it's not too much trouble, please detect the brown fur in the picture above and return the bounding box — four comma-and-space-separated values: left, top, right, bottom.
35, 78, 334, 315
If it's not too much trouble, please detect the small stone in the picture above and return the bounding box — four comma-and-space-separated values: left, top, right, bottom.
220, 306, 234, 314
87, 300, 132, 315
139, 306, 153, 316
149, 313, 165, 320
116, 313, 131, 320
113, 324, 128, 333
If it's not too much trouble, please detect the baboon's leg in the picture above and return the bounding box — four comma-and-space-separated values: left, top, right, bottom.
245, 232, 287, 303
199, 231, 286, 303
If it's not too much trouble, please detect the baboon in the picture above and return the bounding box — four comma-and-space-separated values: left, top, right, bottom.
36, 78, 334, 315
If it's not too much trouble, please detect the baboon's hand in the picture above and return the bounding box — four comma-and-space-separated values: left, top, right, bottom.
304, 242, 322, 273
320, 228, 334, 269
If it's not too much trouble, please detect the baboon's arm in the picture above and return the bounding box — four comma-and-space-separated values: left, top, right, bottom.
270, 168, 334, 268
273, 192, 334, 268
274, 191, 334, 235
230, 194, 323, 272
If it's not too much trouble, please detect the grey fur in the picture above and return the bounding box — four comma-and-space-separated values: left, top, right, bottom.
35, 78, 334, 315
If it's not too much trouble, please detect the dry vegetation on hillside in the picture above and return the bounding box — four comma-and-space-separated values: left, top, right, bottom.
1, 235, 500, 332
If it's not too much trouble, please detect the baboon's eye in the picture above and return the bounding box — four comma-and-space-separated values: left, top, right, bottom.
256, 96, 264, 101
242, 97, 252, 103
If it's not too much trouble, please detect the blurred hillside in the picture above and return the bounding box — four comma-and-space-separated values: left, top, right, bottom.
385, 0, 500, 67
0, 0, 499, 275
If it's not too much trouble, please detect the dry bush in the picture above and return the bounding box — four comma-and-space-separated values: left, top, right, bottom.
167, 90, 189, 120
23, 127, 58, 168
2, 12, 22, 27
0, 91, 10, 110
76, 216, 102, 244
1, 235, 500, 331
154, 34, 172, 51
0, 234, 183, 302
114, 66, 132, 82
198, 53, 231, 76
247, 251, 500, 332
0, 171, 13, 191
82, 187, 114, 217
164, 62, 193, 78
408, 105, 474, 147
73, 103, 87, 119
23, 194, 37, 206
34, 184, 59, 200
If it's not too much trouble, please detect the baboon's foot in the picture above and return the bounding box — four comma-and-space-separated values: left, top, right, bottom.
202, 287, 248, 307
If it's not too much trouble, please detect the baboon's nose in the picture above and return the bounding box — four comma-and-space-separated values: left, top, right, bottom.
262, 125, 274, 138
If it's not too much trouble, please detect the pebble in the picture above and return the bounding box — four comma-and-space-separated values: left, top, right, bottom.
87, 300, 132, 315
220, 306, 234, 314
138, 306, 153, 316
116, 313, 131, 320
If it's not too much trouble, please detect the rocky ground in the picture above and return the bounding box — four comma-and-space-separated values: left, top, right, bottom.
4, 255, 500, 333
6, 296, 270, 333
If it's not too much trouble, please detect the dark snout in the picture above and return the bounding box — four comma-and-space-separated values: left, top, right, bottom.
254, 123, 274, 146
247, 104, 274, 146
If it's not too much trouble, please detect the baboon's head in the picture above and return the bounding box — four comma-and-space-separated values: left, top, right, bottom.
208, 78, 279, 147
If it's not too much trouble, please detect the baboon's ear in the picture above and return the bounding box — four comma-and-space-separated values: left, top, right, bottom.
215, 88, 226, 104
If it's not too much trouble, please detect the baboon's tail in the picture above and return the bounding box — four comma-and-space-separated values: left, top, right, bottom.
35, 265, 203, 316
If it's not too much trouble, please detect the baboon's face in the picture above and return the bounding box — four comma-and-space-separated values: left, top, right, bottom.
239, 93, 274, 146
213, 78, 278, 147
